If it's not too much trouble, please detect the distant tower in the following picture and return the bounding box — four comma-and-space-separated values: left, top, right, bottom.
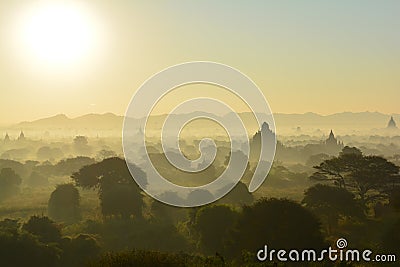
387, 116, 397, 129
18, 131, 26, 141
325, 129, 344, 151
251, 122, 275, 157
326, 130, 338, 147
324, 129, 343, 155
261, 122, 270, 133
4, 133, 10, 143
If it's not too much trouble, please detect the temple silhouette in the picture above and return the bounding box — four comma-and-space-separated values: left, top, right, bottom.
3, 133, 10, 143
387, 116, 397, 129
325, 130, 344, 151
18, 131, 26, 141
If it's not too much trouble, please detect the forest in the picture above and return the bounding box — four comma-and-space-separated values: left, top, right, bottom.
0, 123, 399, 267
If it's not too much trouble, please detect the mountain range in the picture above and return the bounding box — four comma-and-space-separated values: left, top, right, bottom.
4, 112, 398, 134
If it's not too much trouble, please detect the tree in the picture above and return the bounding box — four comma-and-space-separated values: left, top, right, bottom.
311, 147, 400, 209
89, 250, 224, 266
73, 136, 91, 155
303, 184, 363, 235
54, 156, 95, 176
349, 156, 399, 204
0, 159, 26, 177
60, 234, 101, 267
0, 167, 22, 201
0, 225, 60, 267
71, 157, 146, 219
73, 135, 88, 146
194, 205, 238, 255
388, 186, 400, 211
340, 146, 362, 156
228, 198, 325, 258
381, 219, 400, 259
22, 215, 61, 243
48, 184, 81, 223
100, 182, 143, 219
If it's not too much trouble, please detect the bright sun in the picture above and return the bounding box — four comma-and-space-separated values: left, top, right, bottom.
19, 2, 98, 68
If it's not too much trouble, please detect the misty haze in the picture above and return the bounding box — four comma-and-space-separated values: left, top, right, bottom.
0, 1, 399, 266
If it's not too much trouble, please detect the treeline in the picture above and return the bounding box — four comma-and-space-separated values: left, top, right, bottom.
0, 147, 399, 266
0, 198, 327, 266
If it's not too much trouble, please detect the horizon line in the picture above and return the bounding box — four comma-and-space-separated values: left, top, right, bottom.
0, 110, 399, 127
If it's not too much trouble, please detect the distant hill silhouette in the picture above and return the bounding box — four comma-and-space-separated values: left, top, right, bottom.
5, 111, 400, 134
15, 113, 124, 130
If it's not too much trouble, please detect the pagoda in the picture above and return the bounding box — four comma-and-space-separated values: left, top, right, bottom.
387, 116, 397, 129
4, 133, 10, 143
18, 131, 26, 141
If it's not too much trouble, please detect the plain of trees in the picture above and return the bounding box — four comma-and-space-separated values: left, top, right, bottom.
0, 145, 398, 266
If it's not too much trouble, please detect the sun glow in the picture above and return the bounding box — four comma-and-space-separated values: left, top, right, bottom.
18, 2, 100, 69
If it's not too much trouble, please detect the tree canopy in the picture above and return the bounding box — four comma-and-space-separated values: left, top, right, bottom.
48, 184, 81, 223
71, 157, 146, 219
228, 198, 325, 258
303, 184, 363, 234
193, 205, 238, 255
311, 146, 400, 207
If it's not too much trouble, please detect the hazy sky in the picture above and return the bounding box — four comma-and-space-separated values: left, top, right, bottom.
0, 1, 399, 124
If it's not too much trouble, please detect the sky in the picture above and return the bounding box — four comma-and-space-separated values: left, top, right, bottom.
0, 1, 399, 124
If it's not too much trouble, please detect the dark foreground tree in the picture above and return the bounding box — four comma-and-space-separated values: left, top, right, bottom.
0, 227, 60, 267
381, 219, 400, 259
311, 147, 400, 209
87, 218, 188, 252
87, 250, 225, 267
72, 157, 146, 219
22, 215, 61, 243
61, 234, 101, 267
48, 184, 81, 223
303, 184, 363, 235
228, 198, 325, 258
193, 205, 238, 255
388, 186, 400, 211
0, 218, 100, 267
